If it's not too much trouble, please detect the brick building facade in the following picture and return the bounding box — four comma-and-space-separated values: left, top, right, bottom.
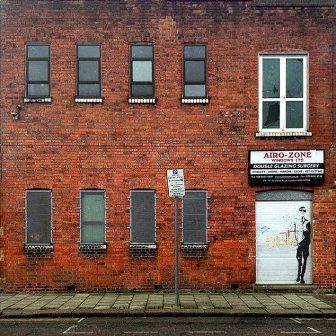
0, 0, 335, 292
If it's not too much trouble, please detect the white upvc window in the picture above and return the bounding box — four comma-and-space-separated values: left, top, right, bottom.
258, 54, 308, 134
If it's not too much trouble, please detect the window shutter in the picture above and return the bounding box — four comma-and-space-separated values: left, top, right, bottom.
183, 190, 207, 244
26, 191, 52, 244
130, 190, 155, 244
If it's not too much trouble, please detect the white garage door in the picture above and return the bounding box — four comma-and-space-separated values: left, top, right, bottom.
256, 190, 313, 285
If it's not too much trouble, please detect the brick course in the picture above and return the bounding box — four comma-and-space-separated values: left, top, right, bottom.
0, 0, 335, 291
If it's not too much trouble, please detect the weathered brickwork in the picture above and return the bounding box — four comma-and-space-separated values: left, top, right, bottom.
0, 0, 335, 292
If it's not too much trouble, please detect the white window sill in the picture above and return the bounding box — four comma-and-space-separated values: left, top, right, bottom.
182, 98, 209, 104
256, 131, 313, 137
129, 243, 157, 257
128, 98, 156, 104
181, 243, 208, 251
24, 97, 52, 103
130, 243, 157, 250
24, 244, 54, 253
75, 97, 104, 103
79, 243, 107, 249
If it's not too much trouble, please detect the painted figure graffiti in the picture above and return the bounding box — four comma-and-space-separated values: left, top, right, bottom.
295, 206, 311, 284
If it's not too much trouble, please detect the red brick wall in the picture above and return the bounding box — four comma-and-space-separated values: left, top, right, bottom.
0, 0, 335, 291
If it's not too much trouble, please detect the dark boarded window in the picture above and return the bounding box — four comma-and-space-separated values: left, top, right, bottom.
130, 44, 154, 98
130, 190, 156, 244
26, 190, 52, 244
77, 44, 101, 97
183, 45, 207, 98
26, 44, 50, 97
80, 190, 106, 244
182, 190, 208, 244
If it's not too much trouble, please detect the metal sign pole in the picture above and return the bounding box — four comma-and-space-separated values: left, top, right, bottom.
174, 196, 180, 306
166, 169, 184, 307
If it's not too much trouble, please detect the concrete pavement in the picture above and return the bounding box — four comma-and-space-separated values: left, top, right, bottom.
0, 292, 336, 318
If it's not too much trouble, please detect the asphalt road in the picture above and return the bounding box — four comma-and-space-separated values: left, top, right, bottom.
0, 316, 336, 336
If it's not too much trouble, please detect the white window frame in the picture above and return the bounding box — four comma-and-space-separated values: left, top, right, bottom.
258, 53, 308, 135
80, 189, 106, 244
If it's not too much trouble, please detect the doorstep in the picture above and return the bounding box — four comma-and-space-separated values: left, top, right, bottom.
253, 285, 317, 293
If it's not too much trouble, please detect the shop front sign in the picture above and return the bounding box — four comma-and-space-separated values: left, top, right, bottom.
249, 150, 324, 185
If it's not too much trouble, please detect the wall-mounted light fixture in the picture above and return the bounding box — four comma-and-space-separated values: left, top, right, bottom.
11, 105, 22, 120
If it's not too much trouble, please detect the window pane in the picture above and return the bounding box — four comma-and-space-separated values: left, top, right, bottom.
184, 199, 207, 214
286, 58, 303, 98
81, 223, 105, 243
263, 59, 280, 98
262, 102, 280, 129
78, 84, 100, 97
186, 191, 207, 199
185, 61, 205, 82
27, 45, 49, 58
81, 191, 105, 244
131, 84, 153, 97
184, 45, 206, 59
183, 215, 207, 244
27, 83, 49, 97
28, 60, 48, 81
184, 84, 206, 97
132, 45, 153, 58
78, 60, 99, 81
78, 45, 100, 58
286, 101, 303, 128
81, 192, 105, 223
132, 61, 152, 82
26, 191, 51, 244
130, 191, 155, 244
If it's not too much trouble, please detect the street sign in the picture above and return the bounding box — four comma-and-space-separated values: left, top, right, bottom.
167, 169, 185, 198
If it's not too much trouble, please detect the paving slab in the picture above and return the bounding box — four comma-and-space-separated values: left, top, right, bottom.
0, 292, 335, 317
179, 295, 197, 309
208, 295, 231, 309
